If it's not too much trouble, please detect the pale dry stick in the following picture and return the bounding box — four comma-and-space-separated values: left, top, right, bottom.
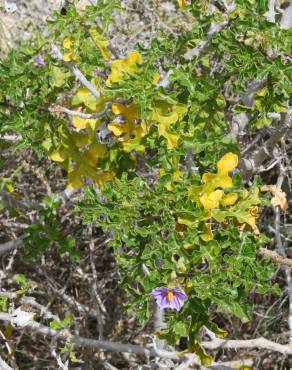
0, 328, 13, 356
201, 336, 292, 355
0, 190, 41, 211
183, 21, 229, 60
0, 134, 21, 142
65, 62, 100, 99
104, 362, 119, 370
0, 290, 60, 323
0, 238, 23, 255
50, 104, 111, 120
51, 349, 69, 370
1, 310, 292, 360
258, 248, 292, 269
239, 111, 292, 180
142, 263, 168, 352
48, 283, 106, 318
20, 296, 60, 321
228, 79, 267, 140
88, 224, 104, 340
265, 0, 277, 23
258, 158, 281, 173
0, 355, 14, 370
280, 3, 292, 29
153, 306, 166, 351
0, 311, 181, 360
51, 45, 100, 100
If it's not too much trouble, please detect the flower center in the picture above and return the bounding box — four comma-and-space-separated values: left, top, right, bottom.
167, 291, 174, 301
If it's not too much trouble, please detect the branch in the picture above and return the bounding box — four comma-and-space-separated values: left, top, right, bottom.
1, 308, 291, 363
202, 336, 292, 355
0, 355, 14, 370
0, 190, 41, 210
258, 248, 292, 269
183, 21, 229, 60
50, 104, 110, 120
0, 238, 23, 255
239, 111, 291, 180
0, 312, 181, 360
228, 79, 267, 139
65, 62, 100, 99
51, 45, 100, 99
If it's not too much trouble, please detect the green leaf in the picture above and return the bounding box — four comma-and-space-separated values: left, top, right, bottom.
50, 315, 73, 330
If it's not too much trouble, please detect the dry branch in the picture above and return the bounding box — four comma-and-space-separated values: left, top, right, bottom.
201, 336, 292, 355
0, 238, 23, 255
183, 21, 229, 60
0, 355, 14, 370
239, 111, 291, 180
0, 310, 292, 361
50, 104, 110, 119
0, 311, 181, 360
258, 248, 292, 269
51, 45, 100, 99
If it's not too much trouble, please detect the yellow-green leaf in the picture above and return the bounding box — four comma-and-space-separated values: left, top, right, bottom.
221, 193, 238, 206
188, 185, 202, 202
177, 0, 187, 8
177, 214, 197, 228
67, 170, 84, 189
63, 38, 73, 49
82, 143, 107, 167
106, 52, 142, 86
150, 102, 187, 149
89, 27, 111, 61
72, 116, 99, 130
200, 190, 223, 211
48, 148, 68, 162
51, 67, 70, 88
201, 224, 214, 241
108, 103, 145, 142
217, 152, 238, 175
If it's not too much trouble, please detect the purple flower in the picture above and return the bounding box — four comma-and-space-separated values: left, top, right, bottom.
151, 287, 187, 311
34, 54, 45, 67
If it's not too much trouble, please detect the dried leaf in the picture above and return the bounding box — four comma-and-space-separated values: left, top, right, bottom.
261, 185, 288, 211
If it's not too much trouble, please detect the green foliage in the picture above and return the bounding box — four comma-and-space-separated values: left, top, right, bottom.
50, 315, 73, 330
1, 0, 290, 364
78, 169, 276, 356
0, 296, 9, 312
14, 274, 31, 294
60, 342, 83, 363
23, 196, 79, 261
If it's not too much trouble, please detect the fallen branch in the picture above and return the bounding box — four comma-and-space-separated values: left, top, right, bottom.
0, 311, 180, 360
202, 336, 292, 355
1, 310, 292, 360
0, 238, 23, 255
0, 190, 41, 211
